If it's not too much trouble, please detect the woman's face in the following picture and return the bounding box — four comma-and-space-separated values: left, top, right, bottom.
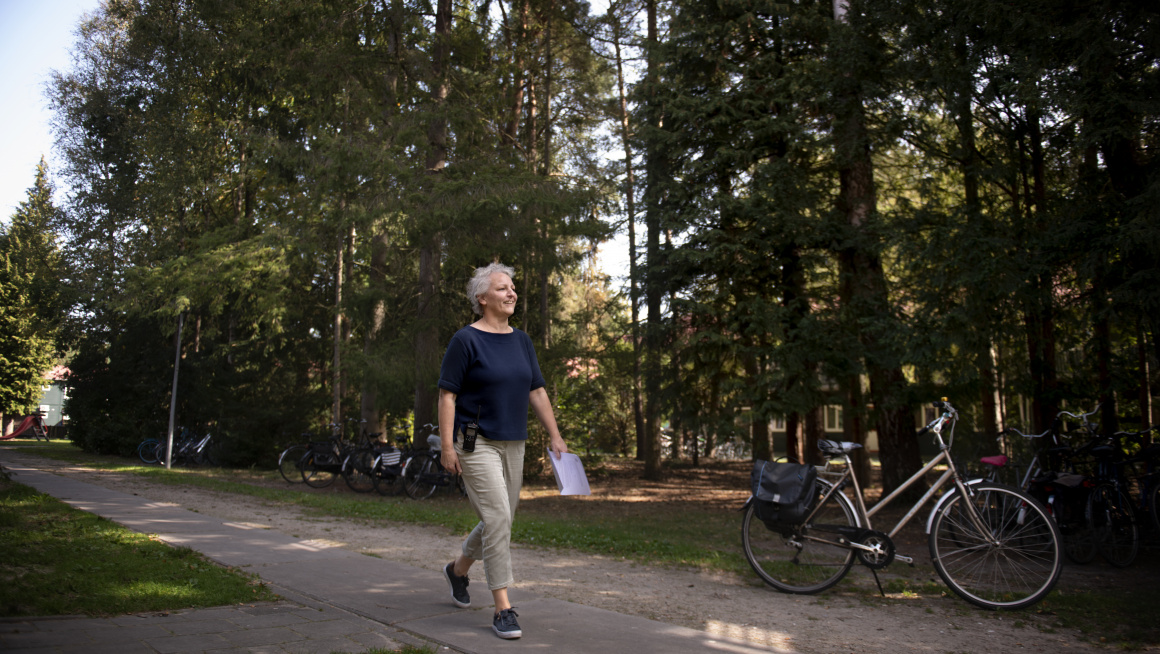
478, 273, 517, 317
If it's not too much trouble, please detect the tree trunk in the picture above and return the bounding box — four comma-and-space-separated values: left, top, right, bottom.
785, 412, 801, 463
642, 0, 663, 480
952, 33, 1000, 440
745, 351, 771, 461
609, 2, 645, 463
804, 404, 824, 467
832, 0, 919, 496
1138, 318, 1152, 430
1023, 109, 1060, 433
361, 228, 389, 436
1093, 279, 1118, 435
332, 230, 345, 427
413, 0, 452, 446
843, 375, 870, 492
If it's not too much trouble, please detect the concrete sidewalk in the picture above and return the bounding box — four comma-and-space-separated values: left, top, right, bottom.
0, 451, 790, 654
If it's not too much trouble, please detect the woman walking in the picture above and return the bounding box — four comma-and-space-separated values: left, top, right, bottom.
436, 262, 567, 640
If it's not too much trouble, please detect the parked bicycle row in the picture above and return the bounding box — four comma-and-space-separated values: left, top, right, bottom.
277, 421, 465, 501
988, 405, 1158, 568
136, 428, 216, 467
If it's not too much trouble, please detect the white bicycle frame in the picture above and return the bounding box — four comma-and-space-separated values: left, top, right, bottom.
804, 403, 998, 562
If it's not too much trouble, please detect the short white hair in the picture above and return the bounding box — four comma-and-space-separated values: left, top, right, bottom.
467, 263, 516, 315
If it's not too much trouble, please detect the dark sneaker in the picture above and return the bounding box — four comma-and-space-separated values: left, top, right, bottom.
443, 562, 470, 608
493, 608, 522, 639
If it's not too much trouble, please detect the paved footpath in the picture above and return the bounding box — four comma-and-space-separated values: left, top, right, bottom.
0, 451, 791, 654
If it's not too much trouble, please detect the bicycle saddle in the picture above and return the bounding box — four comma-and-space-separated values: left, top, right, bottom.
980, 455, 1009, 467
818, 440, 862, 456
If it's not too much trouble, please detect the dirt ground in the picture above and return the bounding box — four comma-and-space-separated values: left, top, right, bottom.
5, 449, 1155, 654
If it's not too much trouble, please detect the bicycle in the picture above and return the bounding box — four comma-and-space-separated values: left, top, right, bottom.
401, 426, 466, 500
998, 412, 1100, 565
152, 427, 216, 466
741, 399, 1062, 610
370, 424, 420, 496
299, 423, 358, 488
1020, 406, 1142, 568
1124, 429, 1160, 534
1086, 429, 1141, 567
341, 424, 384, 493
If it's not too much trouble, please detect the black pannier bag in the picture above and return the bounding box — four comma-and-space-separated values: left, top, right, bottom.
750, 460, 818, 532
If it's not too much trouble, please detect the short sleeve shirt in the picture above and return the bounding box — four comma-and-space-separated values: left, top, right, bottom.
437, 326, 546, 441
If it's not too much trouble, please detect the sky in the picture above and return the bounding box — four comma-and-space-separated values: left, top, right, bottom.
0, 0, 633, 285
1, 0, 106, 224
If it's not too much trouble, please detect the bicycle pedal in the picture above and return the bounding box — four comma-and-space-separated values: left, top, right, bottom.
894, 554, 914, 565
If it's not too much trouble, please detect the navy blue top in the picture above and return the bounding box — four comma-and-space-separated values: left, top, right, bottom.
437, 326, 546, 442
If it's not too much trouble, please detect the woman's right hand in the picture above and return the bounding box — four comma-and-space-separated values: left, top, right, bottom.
441, 447, 461, 475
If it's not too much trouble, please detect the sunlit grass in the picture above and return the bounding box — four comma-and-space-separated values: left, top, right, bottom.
0, 479, 277, 617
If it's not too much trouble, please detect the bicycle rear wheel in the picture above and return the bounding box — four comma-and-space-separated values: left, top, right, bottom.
741, 478, 858, 594
1087, 484, 1138, 567
929, 483, 1062, 610
403, 452, 439, 500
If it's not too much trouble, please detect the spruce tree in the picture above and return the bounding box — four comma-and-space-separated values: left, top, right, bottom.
0, 160, 63, 417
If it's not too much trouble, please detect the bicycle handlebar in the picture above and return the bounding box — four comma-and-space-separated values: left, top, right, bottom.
1001, 427, 1051, 439
917, 398, 958, 439
1056, 404, 1101, 425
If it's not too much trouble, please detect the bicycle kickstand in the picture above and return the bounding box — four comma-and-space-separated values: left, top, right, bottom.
871, 568, 885, 597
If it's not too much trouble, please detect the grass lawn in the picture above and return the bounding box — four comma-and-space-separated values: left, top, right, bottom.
0, 475, 278, 617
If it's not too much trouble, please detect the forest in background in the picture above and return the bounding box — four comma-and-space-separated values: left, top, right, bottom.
1, 0, 1156, 493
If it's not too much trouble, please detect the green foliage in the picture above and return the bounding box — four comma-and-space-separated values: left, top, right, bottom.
48, 0, 614, 464
629, 0, 1160, 474
0, 160, 64, 417
0, 481, 276, 616
44, 0, 1160, 475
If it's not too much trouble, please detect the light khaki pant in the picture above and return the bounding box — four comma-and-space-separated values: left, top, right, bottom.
456, 437, 525, 590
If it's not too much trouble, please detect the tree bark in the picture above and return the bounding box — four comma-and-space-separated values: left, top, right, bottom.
832, 0, 919, 496
413, 0, 452, 446
361, 227, 390, 436
642, 0, 662, 480
1023, 108, 1060, 433
1138, 318, 1152, 430
609, 2, 645, 462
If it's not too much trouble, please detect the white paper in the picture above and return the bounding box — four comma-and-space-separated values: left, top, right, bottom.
547, 451, 591, 496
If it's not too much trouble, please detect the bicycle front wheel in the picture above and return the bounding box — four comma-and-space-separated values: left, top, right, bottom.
301, 449, 339, 488
741, 478, 858, 594
1087, 484, 1138, 568
278, 444, 308, 483
930, 483, 1062, 610
138, 438, 160, 464
342, 449, 376, 493
403, 452, 439, 500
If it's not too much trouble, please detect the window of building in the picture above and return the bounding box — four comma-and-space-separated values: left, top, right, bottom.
825, 405, 844, 432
